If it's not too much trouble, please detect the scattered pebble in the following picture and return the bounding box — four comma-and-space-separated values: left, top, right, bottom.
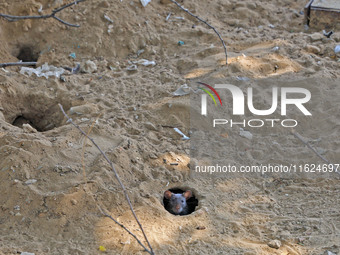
80, 60, 97, 73
71, 199, 78, 205
305, 45, 320, 54
22, 124, 37, 133
309, 33, 323, 42
144, 122, 157, 131
268, 239, 281, 249
69, 104, 99, 115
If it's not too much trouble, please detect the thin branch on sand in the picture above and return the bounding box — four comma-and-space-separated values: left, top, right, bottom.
291, 129, 337, 174
0, 0, 86, 27
169, 0, 228, 65
58, 104, 155, 255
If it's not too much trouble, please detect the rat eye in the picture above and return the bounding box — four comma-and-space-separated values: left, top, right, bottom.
181, 200, 184, 203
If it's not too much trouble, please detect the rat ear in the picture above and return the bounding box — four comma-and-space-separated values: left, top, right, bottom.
183, 190, 192, 200
164, 190, 172, 199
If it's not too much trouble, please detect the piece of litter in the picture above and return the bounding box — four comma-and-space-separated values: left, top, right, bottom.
236, 76, 250, 81
269, 24, 275, 28
69, 52, 76, 59
178, 41, 184, 46
174, 128, 190, 140
99, 246, 106, 252
174, 16, 184, 20
272, 46, 280, 52
323, 30, 333, 38
334, 45, 340, 54
126, 64, 138, 71
137, 59, 156, 66
140, 0, 151, 7
239, 129, 253, 140
137, 49, 144, 57
166, 13, 172, 21
108, 24, 114, 33
20, 252, 35, 255
104, 14, 113, 23
24, 179, 37, 185
20, 63, 65, 79
326, 251, 336, 255
172, 84, 190, 96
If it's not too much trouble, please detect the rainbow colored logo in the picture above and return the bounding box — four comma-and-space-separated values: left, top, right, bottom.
198, 82, 222, 106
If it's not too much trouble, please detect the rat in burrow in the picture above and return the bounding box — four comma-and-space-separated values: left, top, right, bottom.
164, 190, 192, 215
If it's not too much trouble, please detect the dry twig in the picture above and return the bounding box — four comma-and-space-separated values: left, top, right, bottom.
0, 0, 85, 27
169, 0, 228, 65
291, 129, 338, 174
58, 104, 154, 255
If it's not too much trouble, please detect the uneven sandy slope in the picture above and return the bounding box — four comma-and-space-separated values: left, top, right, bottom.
0, 0, 339, 254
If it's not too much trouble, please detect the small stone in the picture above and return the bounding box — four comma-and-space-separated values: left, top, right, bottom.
69, 104, 99, 115
24, 179, 37, 185
22, 124, 38, 133
268, 239, 281, 249
305, 45, 320, 54
171, 176, 179, 182
144, 122, 157, 131
71, 199, 78, 205
98, 0, 110, 7
309, 33, 323, 42
80, 60, 97, 73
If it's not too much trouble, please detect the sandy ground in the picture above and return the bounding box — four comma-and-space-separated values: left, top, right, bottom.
0, 0, 340, 254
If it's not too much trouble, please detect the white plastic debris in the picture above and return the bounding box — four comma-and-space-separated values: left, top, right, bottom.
137, 59, 156, 66
174, 128, 190, 140
239, 128, 253, 140
172, 84, 191, 96
272, 46, 280, 52
21, 252, 35, 255
140, 0, 151, 7
126, 64, 138, 71
104, 14, 113, 23
20, 63, 64, 79
334, 45, 340, 54
24, 179, 37, 185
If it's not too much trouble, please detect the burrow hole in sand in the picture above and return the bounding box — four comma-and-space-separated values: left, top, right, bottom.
1, 92, 71, 132
163, 187, 199, 216
14, 44, 40, 63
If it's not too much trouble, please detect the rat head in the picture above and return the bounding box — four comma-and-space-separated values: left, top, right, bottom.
164, 190, 192, 215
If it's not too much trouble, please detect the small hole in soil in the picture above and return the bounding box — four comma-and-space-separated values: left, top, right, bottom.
163, 187, 198, 216
12, 116, 36, 129
16, 45, 39, 62
9, 104, 67, 132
